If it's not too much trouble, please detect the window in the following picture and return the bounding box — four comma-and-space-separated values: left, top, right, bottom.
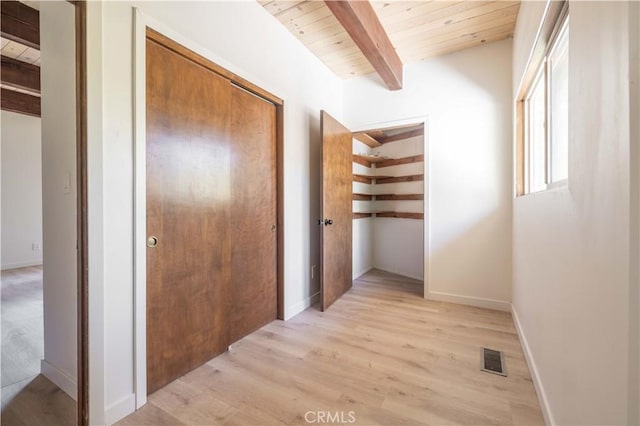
516, 6, 569, 195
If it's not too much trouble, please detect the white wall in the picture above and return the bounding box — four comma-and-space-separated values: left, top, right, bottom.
1, 111, 43, 270
512, 2, 637, 425
371, 135, 424, 280
630, 4, 640, 425
87, 1, 343, 422
40, 1, 77, 399
344, 39, 514, 311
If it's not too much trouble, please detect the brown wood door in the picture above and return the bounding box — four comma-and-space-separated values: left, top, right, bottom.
320, 111, 353, 311
229, 86, 277, 342
146, 38, 232, 394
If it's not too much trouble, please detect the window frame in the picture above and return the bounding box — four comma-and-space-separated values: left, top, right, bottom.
515, 1, 569, 196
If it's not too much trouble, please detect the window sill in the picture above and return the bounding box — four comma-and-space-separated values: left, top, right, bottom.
516, 179, 568, 198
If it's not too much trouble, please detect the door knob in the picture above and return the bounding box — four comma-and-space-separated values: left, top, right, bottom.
271, 224, 277, 232
324, 219, 334, 226
147, 236, 159, 248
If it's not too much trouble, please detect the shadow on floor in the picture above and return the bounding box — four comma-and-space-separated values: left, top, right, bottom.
1, 374, 75, 425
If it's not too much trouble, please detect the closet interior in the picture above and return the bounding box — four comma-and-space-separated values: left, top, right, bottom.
352, 123, 425, 284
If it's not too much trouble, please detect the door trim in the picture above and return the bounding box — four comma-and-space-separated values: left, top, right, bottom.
70, 1, 88, 424
132, 9, 284, 408
351, 116, 430, 298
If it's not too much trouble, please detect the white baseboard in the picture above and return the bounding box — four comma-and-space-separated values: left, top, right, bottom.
285, 291, 320, 320
511, 304, 554, 426
373, 267, 423, 282
105, 393, 137, 425
1, 260, 43, 271
353, 266, 373, 280
41, 359, 77, 400
427, 290, 510, 312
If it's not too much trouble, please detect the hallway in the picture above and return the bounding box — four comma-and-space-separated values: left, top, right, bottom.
119, 269, 543, 425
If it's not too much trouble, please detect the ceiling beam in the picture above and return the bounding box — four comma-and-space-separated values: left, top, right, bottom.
1, 55, 40, 93
1, 1, 39, 50
378, 128, 423, 144
1, 88, 40, 117
324, 0, 403, 90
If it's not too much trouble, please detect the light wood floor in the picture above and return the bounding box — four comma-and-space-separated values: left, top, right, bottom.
119, 269, 543, 425
1, 266, 75, 425
1, 266, 44, 388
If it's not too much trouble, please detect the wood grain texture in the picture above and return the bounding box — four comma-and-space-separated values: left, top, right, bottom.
353, 154, 387, 164
515, 100, 525, 196
324, 0, 403, 89
375, 194, 423, 201
118, 269, 544, 426
229, 85, 278, 343
321, 111, 353, 311
147, 29, 282, 106
375, 212, 424, 219
146, 37, 232, 394
353, 131, 381, 148
1, 87, 40, 116
376, 155, 424, 168
353, 193, 373, 201
276, 104, 285, 320
74, 2, 89, 423
353, 212, 373, 219
1, 266, 76, 424
259, 1, 519, 79
376, 174, 424, 185
0, 0, 39, 49
353, 174, 372, 184
1, 266, 44, 388
1, 54, 40, 92
2, 375, 75, 425
352, 154, 371, 168
353, 174, 395, 184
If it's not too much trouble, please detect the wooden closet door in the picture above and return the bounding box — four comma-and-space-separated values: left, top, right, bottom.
320, 111, 353, 310
146, 38, 232, 394
229, 86, 277, 342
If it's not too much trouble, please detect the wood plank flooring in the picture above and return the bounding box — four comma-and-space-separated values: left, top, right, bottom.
119, 269, 543, 425
1, 266, 44, 388
1, 266, 75, 425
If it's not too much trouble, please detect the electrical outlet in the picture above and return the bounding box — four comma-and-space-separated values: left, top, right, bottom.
311, 265, 317, 279
32, 243, 40, 251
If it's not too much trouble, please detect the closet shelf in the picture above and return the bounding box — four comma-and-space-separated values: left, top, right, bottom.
353, 154, 388, 167
353, 212, 373, 219
353, 154, 424, 168
375, 194, 423, 201
353, 193, 373, 201
376, 155, 424, 168
375, 212, 424, 220
375, 174, 424, 184
352, 211, 424, 220
353, 174, 392, 184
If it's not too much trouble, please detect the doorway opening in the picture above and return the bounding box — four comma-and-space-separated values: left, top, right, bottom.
351, 120, 427, 297
1, 0, 87, 424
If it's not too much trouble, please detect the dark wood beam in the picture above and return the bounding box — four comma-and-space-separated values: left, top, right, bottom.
378, 128, 423, 144
1, 55, 40, 92
1, 1, 40, 49
324, 0, 403, 90
1, 88, 40, 117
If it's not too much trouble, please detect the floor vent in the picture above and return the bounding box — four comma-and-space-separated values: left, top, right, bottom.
480, 347, 506, 376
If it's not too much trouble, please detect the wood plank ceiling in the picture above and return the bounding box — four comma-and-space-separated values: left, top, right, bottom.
259, 1, 520, 79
